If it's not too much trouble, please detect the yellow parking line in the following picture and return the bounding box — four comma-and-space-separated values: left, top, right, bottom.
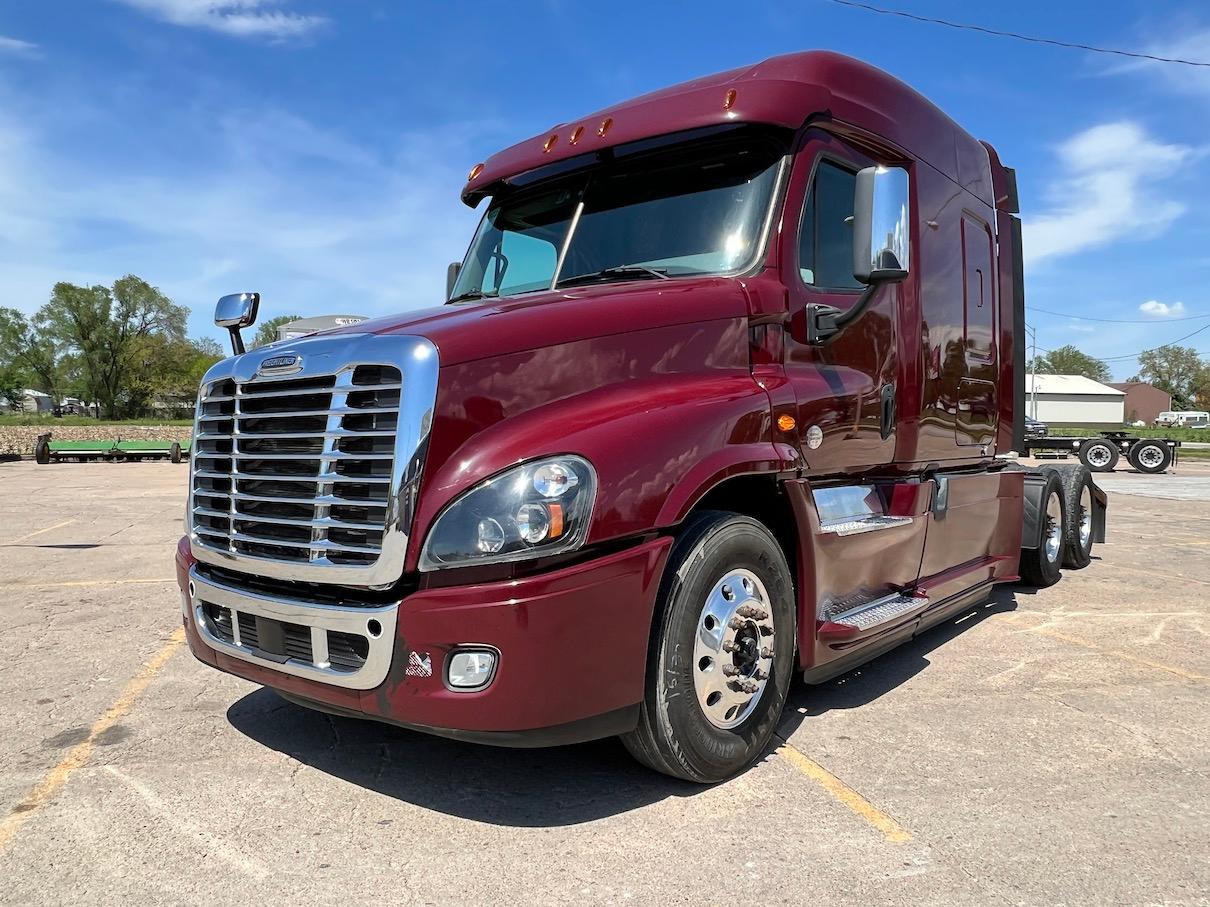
776, 741, 912, 843
0, 578, 176, 589
0, 627, 185, 855
1, 519, 76, 546
1005, 615, 1208, 682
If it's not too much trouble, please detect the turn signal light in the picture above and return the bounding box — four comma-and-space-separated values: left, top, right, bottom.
467, 162, 484, 181
777, 414, 797, 432
723, 89, 737, 110
569, 125, 584, 144
598, 116, 613, 137
543, 133, 558, 152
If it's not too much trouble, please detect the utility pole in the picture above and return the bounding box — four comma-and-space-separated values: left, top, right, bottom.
1024, 322, 1038, 419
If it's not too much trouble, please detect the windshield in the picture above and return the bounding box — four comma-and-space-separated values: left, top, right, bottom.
449, 129, 786, 300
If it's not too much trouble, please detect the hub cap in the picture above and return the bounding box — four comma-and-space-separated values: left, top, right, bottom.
1044, 492, 1063, 563
693, 569, 775, 730
1086, 444, 1111, 467
1078, 485, 1092, 549
1138, 445, 1165, 468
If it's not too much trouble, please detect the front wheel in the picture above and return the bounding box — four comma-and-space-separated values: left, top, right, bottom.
622, 511, 796, 783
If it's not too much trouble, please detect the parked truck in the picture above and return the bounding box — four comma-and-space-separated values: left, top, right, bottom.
175, 51, 1108, 782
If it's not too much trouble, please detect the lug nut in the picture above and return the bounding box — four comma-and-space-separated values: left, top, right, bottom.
728, 618, 746, 631
760, 646, 774, 659
752, 668, 768, 681
722, 664, 739, 677
722, 640, 737, 653
759, 625, 774, 636
730, 680, 758, 694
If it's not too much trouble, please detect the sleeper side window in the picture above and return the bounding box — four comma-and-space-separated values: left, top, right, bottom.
798, 160, 863, 290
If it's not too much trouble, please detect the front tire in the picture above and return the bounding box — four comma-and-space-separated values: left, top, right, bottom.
622, 511, 795, 783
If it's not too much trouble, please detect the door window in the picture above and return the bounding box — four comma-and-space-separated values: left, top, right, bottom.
798, 160, 863, 290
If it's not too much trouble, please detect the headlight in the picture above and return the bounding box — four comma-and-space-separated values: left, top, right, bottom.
419, 455, 596, 570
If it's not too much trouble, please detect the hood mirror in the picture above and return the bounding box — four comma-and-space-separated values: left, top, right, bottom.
215, 292, 260, 355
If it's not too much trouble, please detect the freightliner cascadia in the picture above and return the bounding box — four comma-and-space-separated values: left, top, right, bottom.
176, 51, 1107, 782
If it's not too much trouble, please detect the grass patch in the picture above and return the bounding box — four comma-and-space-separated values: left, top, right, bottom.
0, 414, 193, 427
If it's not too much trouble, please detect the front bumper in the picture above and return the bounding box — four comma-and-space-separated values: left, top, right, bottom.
176, 535, 671, 743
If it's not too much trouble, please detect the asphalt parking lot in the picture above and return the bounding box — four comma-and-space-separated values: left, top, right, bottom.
1, 458, 1207, 905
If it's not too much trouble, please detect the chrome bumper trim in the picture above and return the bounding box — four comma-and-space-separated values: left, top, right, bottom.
189, 566, 398, 690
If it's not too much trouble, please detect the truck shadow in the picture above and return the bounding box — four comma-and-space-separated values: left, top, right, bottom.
226, 586, 1022, 827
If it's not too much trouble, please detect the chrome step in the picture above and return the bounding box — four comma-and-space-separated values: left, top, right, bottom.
828, 591, 929, 631
820, 514, 913, 537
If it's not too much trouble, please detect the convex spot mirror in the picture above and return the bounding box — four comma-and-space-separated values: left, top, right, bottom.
852, 165, 910, 284
215, 292, 260, 355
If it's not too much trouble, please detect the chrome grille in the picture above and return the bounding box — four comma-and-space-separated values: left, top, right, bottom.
192, 365, 401, 565
187, 334, 440, 588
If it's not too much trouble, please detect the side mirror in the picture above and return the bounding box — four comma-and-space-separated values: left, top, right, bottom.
808, 165, 911, 344
852, 165, 910, 284
446, 262, 462, 300
215, 292, 260, 355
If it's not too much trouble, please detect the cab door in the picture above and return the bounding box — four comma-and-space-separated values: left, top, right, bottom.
780, 130, 898, 475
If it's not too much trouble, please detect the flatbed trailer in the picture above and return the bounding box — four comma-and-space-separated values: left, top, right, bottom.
1027, 431, 1180, 474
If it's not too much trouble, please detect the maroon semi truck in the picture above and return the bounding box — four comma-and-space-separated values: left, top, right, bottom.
176, 51, 1107, 782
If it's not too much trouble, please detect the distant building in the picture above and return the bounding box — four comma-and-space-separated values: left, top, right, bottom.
275, 315, 368, 342
1108, 382, 1172, 425
1025, 374, 1125, 428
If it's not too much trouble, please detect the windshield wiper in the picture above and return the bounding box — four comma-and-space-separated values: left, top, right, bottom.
446, 289, 500, 304
559, 265, 670, 287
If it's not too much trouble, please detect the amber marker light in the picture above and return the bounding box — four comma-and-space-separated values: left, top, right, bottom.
548, 503, 565, 539
777, 413, 797, 433
543, 133, 558, 152
723, 89, 737, 110
598, 116, 613, 138
468, 162, 484, 181
569, 125, 584, 145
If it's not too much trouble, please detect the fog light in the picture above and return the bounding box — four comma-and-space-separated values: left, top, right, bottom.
448, 650, 496, 690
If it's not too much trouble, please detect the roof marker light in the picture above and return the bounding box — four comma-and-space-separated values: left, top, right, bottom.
468, 162, 484, 181
598, 117, 613, 138
543, 133, 558, 153
569, 125, 584, 145
723, 89, 737, 110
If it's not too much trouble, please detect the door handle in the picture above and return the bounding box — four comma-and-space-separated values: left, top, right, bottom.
880, 383, 896, 440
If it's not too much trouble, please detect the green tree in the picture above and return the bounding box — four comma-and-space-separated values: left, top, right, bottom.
1136, 345, 1210, 409
252, 314, 302, 348
39, 276, 187, 418
0, 307, 63, 402
1029, 345, 1111, 383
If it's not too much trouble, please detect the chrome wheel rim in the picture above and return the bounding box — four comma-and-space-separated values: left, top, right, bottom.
693, 568, 774, 730
1078, 485, 1092, 549
1138, 445, 1165, 468
1044, 493, 1063, 563
1086, 444, 1111, 468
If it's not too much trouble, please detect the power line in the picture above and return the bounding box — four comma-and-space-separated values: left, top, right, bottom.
1028, 306, 1210, 324
826, 0, 1210, 67
1099, 323, 1210, 361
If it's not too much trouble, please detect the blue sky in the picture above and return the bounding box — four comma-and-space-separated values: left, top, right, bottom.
1, 0, 1208, 379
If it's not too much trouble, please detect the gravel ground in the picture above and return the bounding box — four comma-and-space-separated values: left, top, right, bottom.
0, 459, 1207, 905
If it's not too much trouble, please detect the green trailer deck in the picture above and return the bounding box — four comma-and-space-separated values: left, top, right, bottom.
35, 435, 188, 464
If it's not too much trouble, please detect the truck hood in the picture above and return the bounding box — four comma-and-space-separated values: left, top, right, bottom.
321, 277, 751, 366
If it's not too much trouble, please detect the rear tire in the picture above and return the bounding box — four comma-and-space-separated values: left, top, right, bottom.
1019, 472, 1065, 588
622, 511, 795, 783
1128, 440, 1171, 474
1078, 439, 1119, 472
1053, 465, 1095, 569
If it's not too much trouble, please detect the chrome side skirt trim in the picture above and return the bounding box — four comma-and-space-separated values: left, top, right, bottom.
829, 591, 929, 632
189, 566, 397, 690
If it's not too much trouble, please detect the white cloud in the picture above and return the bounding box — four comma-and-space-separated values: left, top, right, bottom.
1023, 122, 1192, 265
113, 0, 326, 40
1137, 29, 1210, 98
0, 35, 39, 56
1139, 299, 1187, 318
0, 84, 488, 342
